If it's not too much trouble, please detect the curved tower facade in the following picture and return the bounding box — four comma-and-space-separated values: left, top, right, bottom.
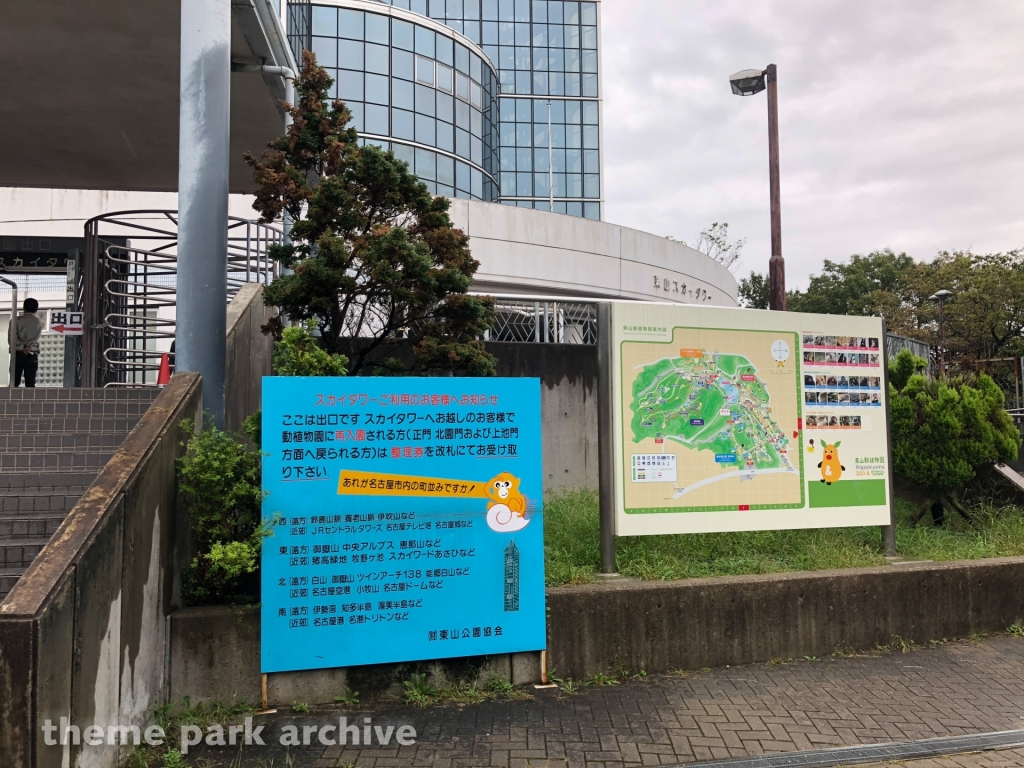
292, 0, 602, 219
308, 2, 500, 201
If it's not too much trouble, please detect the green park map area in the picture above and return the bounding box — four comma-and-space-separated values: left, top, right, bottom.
632, 354, 789, 470
622, 329, 803, 512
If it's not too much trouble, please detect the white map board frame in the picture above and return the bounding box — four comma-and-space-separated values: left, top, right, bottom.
611, 302, 892, 536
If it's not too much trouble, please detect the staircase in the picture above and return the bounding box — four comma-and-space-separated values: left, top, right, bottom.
0, 388, 161, 602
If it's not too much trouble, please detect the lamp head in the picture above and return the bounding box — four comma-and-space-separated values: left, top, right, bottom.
929, 289, 954, 302
729, 69, 766, 96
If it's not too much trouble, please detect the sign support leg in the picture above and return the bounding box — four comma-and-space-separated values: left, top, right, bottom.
596, 302, 619, 576
881, 319, 898, 558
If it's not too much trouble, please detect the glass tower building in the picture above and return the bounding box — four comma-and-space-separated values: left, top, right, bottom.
291, 0, 602, 219
308, 3, 500, 201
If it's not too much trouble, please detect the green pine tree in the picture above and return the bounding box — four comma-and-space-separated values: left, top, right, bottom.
888, 350, 1020, 520
245, 52, 496, 377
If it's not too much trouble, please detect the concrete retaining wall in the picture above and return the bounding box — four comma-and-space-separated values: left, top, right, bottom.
338, 339, 601, 491
0, 374, 202, 768
225, 283, 276, 435
485, 342, 598, 490
169, 605, 542, 707
167, 557, 1024, 702
547, 557, 1024, 679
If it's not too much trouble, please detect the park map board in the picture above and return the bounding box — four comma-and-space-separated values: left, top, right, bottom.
612, 303, 893, 536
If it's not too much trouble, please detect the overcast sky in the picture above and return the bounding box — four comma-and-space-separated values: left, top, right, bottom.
600, 0, 1024, 289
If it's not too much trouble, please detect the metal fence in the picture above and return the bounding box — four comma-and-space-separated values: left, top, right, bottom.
886, 333, 935, 377
81, 211, 281, 387
956, 357, 1024, 410
478, 300, 935, 365
477, 295, 598, 345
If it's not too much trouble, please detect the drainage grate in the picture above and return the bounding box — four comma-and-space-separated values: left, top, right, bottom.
669, 729, 1024, 768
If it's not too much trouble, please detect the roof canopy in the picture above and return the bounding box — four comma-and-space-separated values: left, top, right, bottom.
0, 0, 296, 193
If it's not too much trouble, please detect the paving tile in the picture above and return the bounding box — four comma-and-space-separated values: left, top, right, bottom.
135, 631, 1024, 767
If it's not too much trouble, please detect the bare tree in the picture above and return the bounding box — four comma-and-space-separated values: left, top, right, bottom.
668, 222, 745, 272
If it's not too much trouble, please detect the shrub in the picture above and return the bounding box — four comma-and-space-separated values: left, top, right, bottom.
889, 349, 1020, 517
178, 419, 271, 606
272, 320, 349, 377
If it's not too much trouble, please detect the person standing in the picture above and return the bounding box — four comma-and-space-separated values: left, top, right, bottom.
12, 297, 43, 387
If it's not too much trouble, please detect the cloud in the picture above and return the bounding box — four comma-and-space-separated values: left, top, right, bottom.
600, 0, 1024, 287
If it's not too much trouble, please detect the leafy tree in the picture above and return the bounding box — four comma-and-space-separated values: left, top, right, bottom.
908, 250, 1024, 361
787, 249, 916, 319
737, 248, 912, 313
245, 52, 496, 376
888, 350, 1020, 521
738, 272, 770, 309
758, 248, 1024, 364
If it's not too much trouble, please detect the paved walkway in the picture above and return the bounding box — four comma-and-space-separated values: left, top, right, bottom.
193, 636, 1024, 767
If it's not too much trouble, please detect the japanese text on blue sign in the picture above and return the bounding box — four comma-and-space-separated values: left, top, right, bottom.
260, 377, 545, 673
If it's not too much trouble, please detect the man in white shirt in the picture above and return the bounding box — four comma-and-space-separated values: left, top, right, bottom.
12, 297, 43, 387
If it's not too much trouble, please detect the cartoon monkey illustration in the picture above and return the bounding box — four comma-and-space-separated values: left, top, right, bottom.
818, 442, 845, 485
486, 472, 527, 517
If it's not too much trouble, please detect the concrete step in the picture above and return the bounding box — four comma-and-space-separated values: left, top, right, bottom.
0, 388, 161, 403
0, 569, 20, 601
0, 472, 99, 492
0, 493, 83, 516
0, 401, 154, 420
0, 433, 131, 453
0, 416, 141, 435
0, 388, 162, 605
0, 387, 160, 425
0, 540, 46, 570
0, 516, 65, 539
0, 452, 116, 472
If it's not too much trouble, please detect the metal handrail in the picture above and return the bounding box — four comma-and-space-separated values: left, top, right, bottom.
82, 211, 282, 387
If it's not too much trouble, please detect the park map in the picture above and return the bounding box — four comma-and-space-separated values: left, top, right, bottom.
622, 328, 804, 512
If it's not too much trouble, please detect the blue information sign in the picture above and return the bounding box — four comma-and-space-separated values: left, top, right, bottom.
260, 377, 546, 673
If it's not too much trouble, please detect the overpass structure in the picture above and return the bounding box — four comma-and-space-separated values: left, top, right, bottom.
0, 0, 297, 425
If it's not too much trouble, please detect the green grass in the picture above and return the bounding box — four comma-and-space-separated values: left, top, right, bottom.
401, 672, 531, 707
124, 698, 256, 767
544, 488, 1024, 586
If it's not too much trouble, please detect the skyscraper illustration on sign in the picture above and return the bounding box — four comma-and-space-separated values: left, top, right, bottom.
504, 540, 520, 612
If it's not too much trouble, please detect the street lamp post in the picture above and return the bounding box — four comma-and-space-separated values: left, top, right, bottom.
730, 64, 785, 311
929, 289, 954, 375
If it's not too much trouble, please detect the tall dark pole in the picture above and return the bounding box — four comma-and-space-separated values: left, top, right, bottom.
766, 64, 785, 311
